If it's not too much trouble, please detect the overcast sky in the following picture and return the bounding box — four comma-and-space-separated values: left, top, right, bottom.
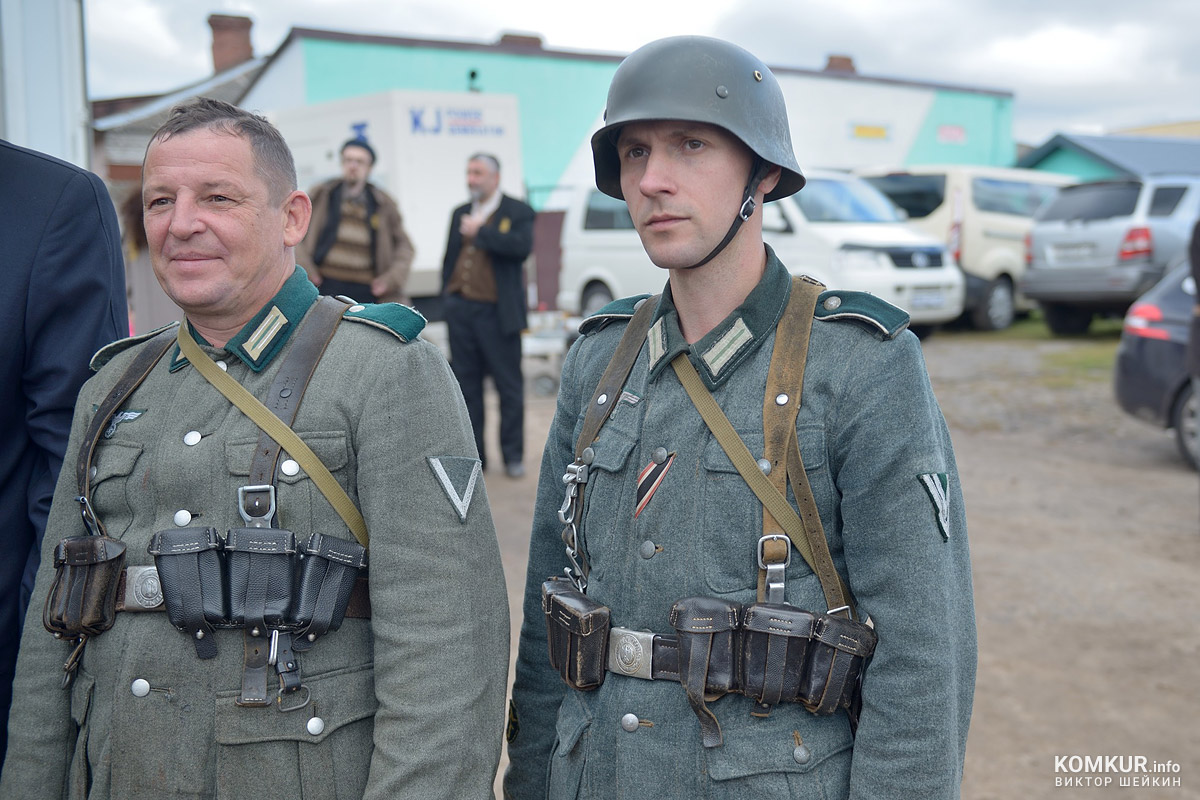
84, 0, 1200, 147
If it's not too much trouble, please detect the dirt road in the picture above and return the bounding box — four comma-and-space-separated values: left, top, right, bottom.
481, 330, 1199, 798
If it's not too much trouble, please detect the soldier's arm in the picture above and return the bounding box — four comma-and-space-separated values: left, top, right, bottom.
824, 329, 976, 799
355, 337, 510, 800
503, 335, 592, 799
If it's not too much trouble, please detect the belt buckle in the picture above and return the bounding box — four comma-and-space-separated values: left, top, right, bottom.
607, 627, 655, 680
123, 565, 165, 611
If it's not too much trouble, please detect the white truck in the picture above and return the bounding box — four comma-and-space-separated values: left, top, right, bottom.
267, 90, 526, 311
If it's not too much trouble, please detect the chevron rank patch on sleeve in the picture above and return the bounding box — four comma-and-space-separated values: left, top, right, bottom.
918, 472, 951, 540
428, 456, 482, 523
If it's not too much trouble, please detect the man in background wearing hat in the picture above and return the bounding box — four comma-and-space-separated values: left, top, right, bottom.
505, 36, 976, 799
298, 137, 416, 304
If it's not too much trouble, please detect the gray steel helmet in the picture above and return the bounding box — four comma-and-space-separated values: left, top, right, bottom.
592, 36, 805, 202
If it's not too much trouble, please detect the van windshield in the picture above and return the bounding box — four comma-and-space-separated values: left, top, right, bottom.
861, 174, 945, 218
797, 177, 905, 223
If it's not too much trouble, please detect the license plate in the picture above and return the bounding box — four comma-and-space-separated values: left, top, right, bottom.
910, 288, 946, 309
1051, 243, 1094, 261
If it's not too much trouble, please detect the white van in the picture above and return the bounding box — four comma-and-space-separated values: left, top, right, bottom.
857, 165, 1071, 329
556, 169, 965, 335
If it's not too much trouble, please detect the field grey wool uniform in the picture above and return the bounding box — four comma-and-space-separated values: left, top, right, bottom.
505, 249, 976, 799
1, 268, 510, 800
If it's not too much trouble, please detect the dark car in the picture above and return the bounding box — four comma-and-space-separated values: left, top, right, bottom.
1114, 261, 1198, 469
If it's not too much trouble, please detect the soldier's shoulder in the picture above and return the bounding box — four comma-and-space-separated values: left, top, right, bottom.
90, 323, 179, 372
578, 294, 655, 336
340, 301, 426, 342
813, 290, 909, 340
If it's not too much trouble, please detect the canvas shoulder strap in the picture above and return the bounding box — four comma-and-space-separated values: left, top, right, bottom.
671, 276, 855, 615
177, 298, 368, 548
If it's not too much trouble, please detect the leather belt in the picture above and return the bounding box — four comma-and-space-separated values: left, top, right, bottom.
606, 626, 680, 681
115, 566, 371, 618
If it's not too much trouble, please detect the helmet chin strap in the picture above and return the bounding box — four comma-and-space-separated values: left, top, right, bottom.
681, 157, 771, 270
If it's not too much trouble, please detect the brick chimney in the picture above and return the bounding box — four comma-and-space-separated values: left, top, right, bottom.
822, 54, 857, 74
208, 14, 254, 73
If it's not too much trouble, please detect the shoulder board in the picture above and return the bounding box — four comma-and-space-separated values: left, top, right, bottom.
342, 302, 426, 342
813, 291, 909, 339
90, 322, 180, 372
579, 294, 654, 336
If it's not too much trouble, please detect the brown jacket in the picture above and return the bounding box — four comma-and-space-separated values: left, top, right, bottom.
298, 179, 416, 304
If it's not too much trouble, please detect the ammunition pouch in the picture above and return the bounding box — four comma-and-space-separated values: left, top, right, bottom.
541, 577, 610, 691
293, 532, 368, 651
149, 529, 367, 664
542, 589, 876, 746
225, 527, 296, 630
148, 528, 227, 659
799, 611, 877, 716
43, 535, 127, 639
669, 597, 741, 748
741, 602, 816, 714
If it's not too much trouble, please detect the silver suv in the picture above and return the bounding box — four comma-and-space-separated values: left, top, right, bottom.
1020, 175, 1200, 335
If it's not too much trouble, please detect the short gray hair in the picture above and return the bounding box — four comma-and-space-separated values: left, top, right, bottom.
468, 153, 500, 174
148, 97, 297, 203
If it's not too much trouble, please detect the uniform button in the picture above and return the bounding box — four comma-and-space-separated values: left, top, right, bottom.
131, 679, 151, 698
620, 713, 640, 732
775, 393, 790, 406
173, 510, 192, 527
596, 393, 608, 406
281, 459, 300, 477
823, 295, 842, 311
306, 716, 325, 736
349, 305, 366, 313
216, 360, 228, 372
183, 431, 202, 446
757, 458, 772, 475
89, 466, 98, 480
581, 447, 595, 465
639, 540, 656, 559
793, 744, 812, 764
652, 447, 668, 464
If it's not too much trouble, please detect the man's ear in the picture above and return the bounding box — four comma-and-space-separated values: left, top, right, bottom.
282, 190, 313, 247
758, 164, 782, 200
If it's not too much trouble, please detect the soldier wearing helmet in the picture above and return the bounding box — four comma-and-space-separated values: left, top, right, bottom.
506, 36, 976, 799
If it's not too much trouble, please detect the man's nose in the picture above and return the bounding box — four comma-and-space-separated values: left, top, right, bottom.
637, 150, 675, 196
167, 196, 204, 238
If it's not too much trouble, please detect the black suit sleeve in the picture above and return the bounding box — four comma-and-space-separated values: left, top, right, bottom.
473, 198, 535, 262
20, 169, 128, 600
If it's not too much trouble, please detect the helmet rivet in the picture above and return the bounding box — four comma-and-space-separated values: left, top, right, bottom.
754, 70, 763, 82
715, 85, 729, 99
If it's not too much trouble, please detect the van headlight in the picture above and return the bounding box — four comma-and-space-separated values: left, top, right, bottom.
832, 245, 890, 271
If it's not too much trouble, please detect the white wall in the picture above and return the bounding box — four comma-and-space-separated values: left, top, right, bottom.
0, 0, 90, 166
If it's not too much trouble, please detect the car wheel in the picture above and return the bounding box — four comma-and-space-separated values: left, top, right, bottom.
970, 277, 1016, 331
580, 283, 614, 316
1171, 380, 1199, 471
1041, 303, 1093, 336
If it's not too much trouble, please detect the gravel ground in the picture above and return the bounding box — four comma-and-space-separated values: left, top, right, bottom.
482, 330, 1200, 798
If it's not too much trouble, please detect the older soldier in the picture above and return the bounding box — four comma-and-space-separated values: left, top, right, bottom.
505, 37, 976, 799
1, 98, 509, 800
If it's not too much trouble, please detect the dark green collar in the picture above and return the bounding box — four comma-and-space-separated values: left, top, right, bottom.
169, 266, 319, 372
646, 245, 792, 390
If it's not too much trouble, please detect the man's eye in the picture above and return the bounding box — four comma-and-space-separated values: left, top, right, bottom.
146, 197, 170, 209
623, 146, 647, 160
210, 195, 230, 203
684, 139, 704, 151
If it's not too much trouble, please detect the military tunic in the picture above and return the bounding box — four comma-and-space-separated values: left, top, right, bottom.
505, 249, 976, 799
2, 268, 510, 800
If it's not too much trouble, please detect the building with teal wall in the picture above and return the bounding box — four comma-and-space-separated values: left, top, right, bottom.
240, 28, 1017, 210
